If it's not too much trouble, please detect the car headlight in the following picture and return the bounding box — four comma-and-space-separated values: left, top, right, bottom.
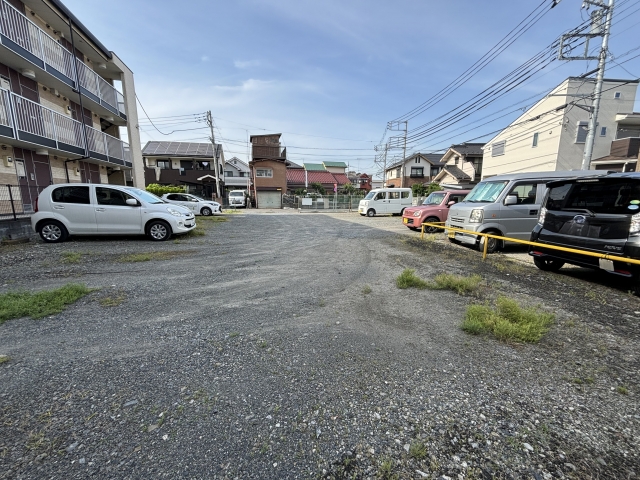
167, 207, 184, 217
538, 207, 547, 226
413, 211, 422, 217
469, 209, 483, 223
630, 212, 640, 234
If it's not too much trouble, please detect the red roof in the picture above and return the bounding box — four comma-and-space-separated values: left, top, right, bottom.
332, 174, 350, 185
286, 170, 351, 186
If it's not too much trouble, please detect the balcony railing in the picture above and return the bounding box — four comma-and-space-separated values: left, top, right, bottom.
0, 0, 126, 118
0, 88, 131, 167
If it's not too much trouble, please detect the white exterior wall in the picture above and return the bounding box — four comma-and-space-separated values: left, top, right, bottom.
482, 78, 638, 178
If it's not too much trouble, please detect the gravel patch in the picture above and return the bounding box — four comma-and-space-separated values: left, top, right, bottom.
0, 212, 638, 479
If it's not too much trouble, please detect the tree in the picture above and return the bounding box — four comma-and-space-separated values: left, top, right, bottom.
341, 183, 357, 195
293, 188, 306, 196
310, 182, 326, 195
425, 182, 443, 195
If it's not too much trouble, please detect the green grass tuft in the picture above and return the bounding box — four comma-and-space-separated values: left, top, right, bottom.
617, 386, 628, 395
0, 284, 93, 323
0, 355, 10, 364
118, 251, 187, 263
462, 296, 554, 343
362, 285, 372, 294
429, 273, 482, 295
61, 252, 82, 264
396, 269, 428, 289
408, 440, 428, 460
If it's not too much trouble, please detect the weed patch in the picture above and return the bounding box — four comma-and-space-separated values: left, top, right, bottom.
0, 283, 93, 323
409, 440, 428, 460
61, 252, 82, 264
363, 285, 372, 294
617, 386, 628, 395
428, 273, 482, 295
184, 227, 206, 237
462, 296, 554, 343
100, 292, 126, 307
396, 269, 428, 289
0, 355, 10, 364
118, 251, 187, 263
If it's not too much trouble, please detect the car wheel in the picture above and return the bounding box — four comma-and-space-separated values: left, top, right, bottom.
399, 208, 405, 216
423, 216, 440, 234
533, 257, 565, 272
146, 220, 172, 241
39, 220, 68, 243
201, 207, 212, 216
367, 209, 375, 217
448, 237, 460, 245
479, 232, 500, 254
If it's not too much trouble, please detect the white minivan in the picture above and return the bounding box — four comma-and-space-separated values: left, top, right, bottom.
31, 183, 196, 243
358, 188, 413, 217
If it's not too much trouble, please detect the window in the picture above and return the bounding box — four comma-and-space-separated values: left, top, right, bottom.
532, 132, 539, 147
410, 167, 424, 177
388, 192, 400, 200
415, 157, 420, 163
600, 126, 607, 137
396, 168, 401, 178
430, 167, 440, 177
51, 186, 90, 204
225, 170, 234, 177
180, 160, 193, 170
374, 192, 386, 200
507, 183, 538, 205
491, 141, 505, 157
96, 187, 135, 206
454, 156, 460, 165
401, 191, 410, 199
576, 121, 589, 143
239, 172, 246, 177
157, 160, 171, 169
256, 168, 273, 178
472, 158, 482, 178
614, 92, 621, 99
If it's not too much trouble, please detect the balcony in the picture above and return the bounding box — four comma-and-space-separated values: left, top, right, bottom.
0, 88, 131, 168
0, 0, 126, 120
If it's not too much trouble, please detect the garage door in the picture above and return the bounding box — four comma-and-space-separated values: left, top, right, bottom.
257, 191, 281, 209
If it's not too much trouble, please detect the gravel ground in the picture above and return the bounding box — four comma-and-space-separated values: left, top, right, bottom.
0, 211, 638, 480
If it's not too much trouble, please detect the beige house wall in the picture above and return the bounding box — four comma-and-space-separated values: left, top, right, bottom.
482, 79, 638, 178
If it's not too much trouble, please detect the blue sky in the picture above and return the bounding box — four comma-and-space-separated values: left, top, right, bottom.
64, 0, 640, 177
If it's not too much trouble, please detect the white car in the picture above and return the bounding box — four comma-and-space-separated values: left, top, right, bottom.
228, 190, 247, 208
161, 193, 221, 216
31, 184, 196, 243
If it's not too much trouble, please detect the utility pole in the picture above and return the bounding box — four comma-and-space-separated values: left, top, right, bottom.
205, 111, 222, 199
558, 0, 615, 170
387, 121, 408, 187
374, 142, 389, 187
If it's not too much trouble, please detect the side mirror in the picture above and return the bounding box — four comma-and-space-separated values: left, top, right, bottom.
447, 200, 456, 207
126, 198, 139, 206
504, 195, 518, 206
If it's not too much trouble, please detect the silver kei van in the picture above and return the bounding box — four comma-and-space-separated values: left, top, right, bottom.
445, 171, 598, 253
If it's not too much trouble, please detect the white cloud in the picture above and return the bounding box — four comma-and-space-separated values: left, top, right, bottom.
234, 59, 262, 69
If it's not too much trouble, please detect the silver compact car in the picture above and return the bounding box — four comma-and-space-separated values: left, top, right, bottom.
31, 184, 196, 243
161, 193, 221, 216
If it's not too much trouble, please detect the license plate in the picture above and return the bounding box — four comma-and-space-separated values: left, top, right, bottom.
403, 218, 408, 224
598, 258, 614, 271
448, 230, 455, 238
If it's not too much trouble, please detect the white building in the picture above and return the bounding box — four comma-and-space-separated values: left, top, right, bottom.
481, 77, 639, 178
224, 157, 251, 192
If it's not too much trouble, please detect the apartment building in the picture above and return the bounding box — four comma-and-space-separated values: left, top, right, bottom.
0, 0, 143, 214
142, 141, 225, 199
481, 77, 639, 177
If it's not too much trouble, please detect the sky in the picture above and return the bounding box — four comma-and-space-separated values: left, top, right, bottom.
63, 0, 640, 178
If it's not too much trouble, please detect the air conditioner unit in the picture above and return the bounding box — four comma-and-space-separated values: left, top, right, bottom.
3, 156, 12, 167
52, 89, 60, 97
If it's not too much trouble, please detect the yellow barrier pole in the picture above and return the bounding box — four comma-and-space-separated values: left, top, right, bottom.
420, 222, 640, 267
482, 234, 488, 260
420, 223, 424, 240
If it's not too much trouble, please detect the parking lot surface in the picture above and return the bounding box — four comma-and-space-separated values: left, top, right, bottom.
1, 212, 638, 479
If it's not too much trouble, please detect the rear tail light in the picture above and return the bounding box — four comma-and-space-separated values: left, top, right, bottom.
630, 212, 640, 234
537, 207, 547, 226
34, 196, 39, 213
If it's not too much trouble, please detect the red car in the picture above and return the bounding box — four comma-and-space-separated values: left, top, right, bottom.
402, 189, 470, 232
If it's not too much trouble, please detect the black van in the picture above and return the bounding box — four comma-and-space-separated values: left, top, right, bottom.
529, 172, 640, 294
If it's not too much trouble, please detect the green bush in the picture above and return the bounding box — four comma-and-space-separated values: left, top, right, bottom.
146, 183, 186, 196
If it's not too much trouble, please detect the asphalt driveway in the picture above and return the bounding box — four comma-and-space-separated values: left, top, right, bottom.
0, 212, 638, 479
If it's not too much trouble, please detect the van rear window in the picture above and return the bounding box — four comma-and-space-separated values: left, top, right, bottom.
548, 180, 640, 215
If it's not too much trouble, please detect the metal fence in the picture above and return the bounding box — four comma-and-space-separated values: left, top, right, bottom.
0, 184, 44, 220
286, 195, 365, 211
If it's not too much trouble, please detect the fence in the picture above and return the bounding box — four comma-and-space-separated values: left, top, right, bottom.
286, 195, 365, 211
0, 184, 45, 220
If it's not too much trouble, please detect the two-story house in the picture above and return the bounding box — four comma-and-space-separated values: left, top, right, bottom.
432, 143, 484, 188
0, 0, 143, 216
250, 133, 287, 208
224, 156, 250, 193
347, 172, 372, 192
384, 153, 445, 188
142, 141, 225, 199
481, 77, 639, 177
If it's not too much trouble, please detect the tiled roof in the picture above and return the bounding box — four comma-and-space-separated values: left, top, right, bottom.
332, 174, 351, 184
323, 161, 348, 168
451, 143, 484, 156
142, 141, 221, 158
286, 170, 351, 185
442, 165, 471, 180
304, 163, 327, 171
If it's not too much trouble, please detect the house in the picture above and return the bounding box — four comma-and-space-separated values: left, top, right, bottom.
591, 112, 640, 172
384, 153, 445, 188
142, 141, 225, 199
0, 0, 143, 206
224, 157, 251, 192
347, 172, 372, 192
432, 144, 484, 188
286, 163, 351, 194
250, 133, 287, 208
481, 77, 640, 178
322, 161, 348, 174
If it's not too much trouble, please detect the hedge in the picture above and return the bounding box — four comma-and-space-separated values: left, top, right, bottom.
145, 184, 186, 195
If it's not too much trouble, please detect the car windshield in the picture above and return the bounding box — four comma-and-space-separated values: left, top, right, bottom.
422, 192, 446, 205
230, 192, 243, 197
364, 191, 376, 200
125, 188, 165, 204
548, 180, 640, 215
464, 181, 509, 203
